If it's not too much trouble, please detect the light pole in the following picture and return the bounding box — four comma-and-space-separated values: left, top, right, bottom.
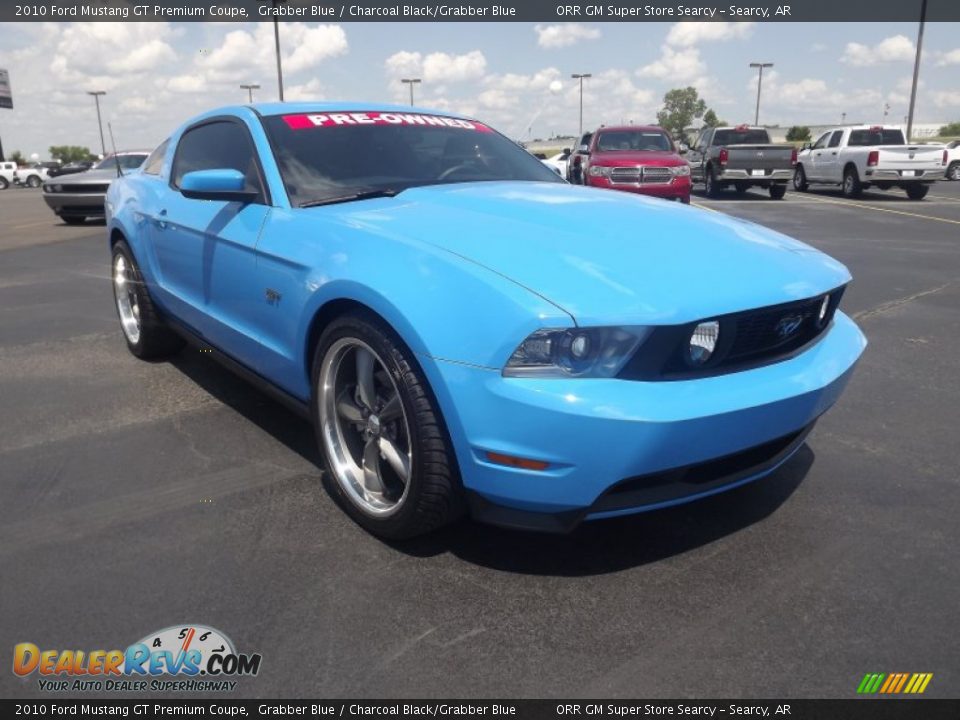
401, 78, 421, 106
271, 0, 286, 101
841, 112, 847, 124
906, 0, 927, 141
571, 73, 591, 138
749, 63, 773, 126
240, 84, 260, 103
87, 91, 106, 157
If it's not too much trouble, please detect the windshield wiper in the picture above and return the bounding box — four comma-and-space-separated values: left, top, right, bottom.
298, 188, 402, 208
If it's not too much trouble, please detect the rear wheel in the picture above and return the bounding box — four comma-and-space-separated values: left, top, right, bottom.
946, 162, 959, 181
842, 167, 862, 198
769, 184, 787, 200
313, 311, 464, 539
0, 177, 8, 190
793, 165, 809, 192
111, 240, 184, 359
26, 175, 41, 188
905, 184, 929, 201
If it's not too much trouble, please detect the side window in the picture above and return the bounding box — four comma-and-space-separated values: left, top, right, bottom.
171, 120, 264, 201
697, 129, 710, 149
142, 139, 170, 176
828, 131, 843, 148
812, 133, 831, 150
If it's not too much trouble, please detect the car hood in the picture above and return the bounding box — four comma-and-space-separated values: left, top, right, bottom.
58, 168, 119, 184
328, 181, 851, 326
591, 150, 686, 166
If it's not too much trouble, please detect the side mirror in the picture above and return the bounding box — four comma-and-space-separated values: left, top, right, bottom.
563, 148, 572, 155
180, 169, 256, 202
579, 144, 590, 154
801, 143, 811, 151
677, 143, 689, 154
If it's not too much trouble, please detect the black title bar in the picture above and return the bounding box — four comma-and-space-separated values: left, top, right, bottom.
3, 0, 960, 22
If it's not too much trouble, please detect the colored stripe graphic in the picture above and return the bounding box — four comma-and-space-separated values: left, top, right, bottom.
857, 672, 932, 694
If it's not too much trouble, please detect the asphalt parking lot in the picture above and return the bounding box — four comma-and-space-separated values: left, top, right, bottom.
1, 181, 958, 699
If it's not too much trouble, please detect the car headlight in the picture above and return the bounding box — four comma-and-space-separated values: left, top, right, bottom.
671, 164, 691, 177
588, 165, 609, 177
688, 321, 719, 365
503, 326, 650, 378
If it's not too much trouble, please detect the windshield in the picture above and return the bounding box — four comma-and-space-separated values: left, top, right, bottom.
713, 129, 772, 145
847, 129, 906, 146
595, 130, 672, 152
94, 154, 148, 171
262, 112, 563, 207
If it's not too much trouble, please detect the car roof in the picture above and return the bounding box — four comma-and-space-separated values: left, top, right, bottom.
241, 101, 474, 121
596, 125, 665, 133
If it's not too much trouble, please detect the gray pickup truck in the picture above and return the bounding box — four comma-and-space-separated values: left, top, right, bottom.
687, 125, 797, 199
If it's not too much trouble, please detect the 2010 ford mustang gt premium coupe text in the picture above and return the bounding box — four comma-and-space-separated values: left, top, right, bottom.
105, 103, 866, 538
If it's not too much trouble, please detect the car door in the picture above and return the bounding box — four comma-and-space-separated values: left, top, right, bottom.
151, 117, 272, 368
805, 132, 832, 181
687, 128, 709, 183
819, 130, 844, 182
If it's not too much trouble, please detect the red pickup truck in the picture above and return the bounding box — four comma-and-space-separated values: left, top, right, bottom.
582, 125, 691, 203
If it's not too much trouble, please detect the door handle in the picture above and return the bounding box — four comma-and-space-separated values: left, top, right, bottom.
157, 209, 168, 230
830, 152, 837, 155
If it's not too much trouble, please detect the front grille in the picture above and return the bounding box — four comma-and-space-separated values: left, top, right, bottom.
618, 287, 846, 381
609, 166, 673, 184
640, 167, 672, 183
590, 423, 814, 515
57, 184, 109, 194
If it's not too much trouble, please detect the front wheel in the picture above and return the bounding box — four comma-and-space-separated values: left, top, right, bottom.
704, 166, 721, 198
905, 184, 929, 201
769, 184, 787, 200
313, 312, 464, 539
111, 240, 185, 359
0, 177, 8, 190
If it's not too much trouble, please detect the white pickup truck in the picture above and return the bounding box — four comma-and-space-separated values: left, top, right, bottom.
793, 125, 946, 200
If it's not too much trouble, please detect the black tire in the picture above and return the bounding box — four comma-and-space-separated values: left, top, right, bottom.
842, 166, 862, 198
905, 184, 929, 201
26, 175, 41, 188
312, 311, 464, 539
946, 162, 959, 182
0, 177, 8, 190
769, 184, 787, 200
111, 240, 185, 359
733, 182, 749, 194
704, 165, 721, 198
793, 165, 809, 192
62, 216, 86, 225
680, 195, 691, 205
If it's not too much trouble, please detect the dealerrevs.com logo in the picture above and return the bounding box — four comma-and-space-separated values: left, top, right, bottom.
13, 625, 262, 693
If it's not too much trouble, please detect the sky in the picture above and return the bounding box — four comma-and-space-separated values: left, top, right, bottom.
0, 20, 959, 159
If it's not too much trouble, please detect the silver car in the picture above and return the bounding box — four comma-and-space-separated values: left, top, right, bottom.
42, 151, 149, 224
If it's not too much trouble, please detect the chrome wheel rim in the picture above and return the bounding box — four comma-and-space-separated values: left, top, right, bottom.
844, 174, 854, 194
950, 165, 960, 181
113, 254, 141, 345
319, 338, 413, 516
793, 169, 804, 190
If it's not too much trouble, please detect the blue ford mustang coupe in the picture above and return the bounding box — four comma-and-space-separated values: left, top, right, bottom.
105, 103, 866, 538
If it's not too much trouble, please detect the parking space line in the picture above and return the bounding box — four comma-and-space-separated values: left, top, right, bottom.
794, 194, 960, 226
11, 221, 54, 231
927, 193, 960, 203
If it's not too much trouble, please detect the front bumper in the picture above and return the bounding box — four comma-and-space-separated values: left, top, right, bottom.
434, 311, 865, 532
43, 191, 107, 217
586, 175, 691, 199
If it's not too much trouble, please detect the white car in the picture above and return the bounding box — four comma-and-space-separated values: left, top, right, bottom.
943, 140, 960, 181
540, 149, 571, 178
794, 125, 945, 200
14, 162, 58, 188
0, 161, 16, 190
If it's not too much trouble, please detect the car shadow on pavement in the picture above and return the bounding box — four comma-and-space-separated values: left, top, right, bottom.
169, 352, 322, 466
394, 446, 813, 576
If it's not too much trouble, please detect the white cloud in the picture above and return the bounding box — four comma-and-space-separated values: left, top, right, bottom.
935, 48, 960, 66
841, 35, 915, 66
48, 23, 179, 81
534, 24, 601, 49
637, 46, 705, 82
385, 50, 487, 85
932, 91, 960, 108
164, 75, 208, 94
665, 22, 754, 47
285, 78, 325, 102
